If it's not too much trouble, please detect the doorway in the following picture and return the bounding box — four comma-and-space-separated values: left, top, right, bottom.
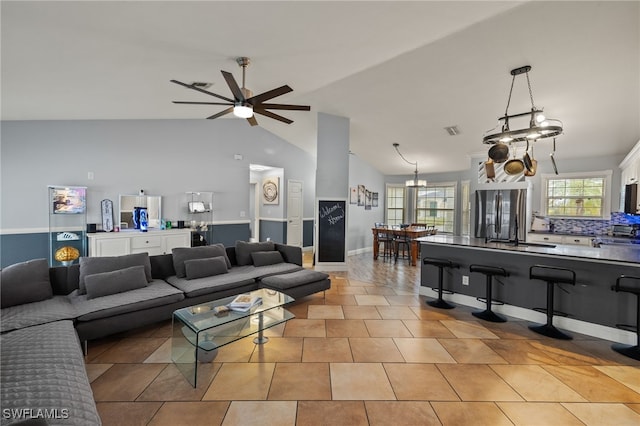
287, 179, 303, 246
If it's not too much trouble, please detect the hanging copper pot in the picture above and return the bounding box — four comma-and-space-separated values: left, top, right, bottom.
524, 142, 537, 176
504, 145, 525, 175
488, 143, 509, 163
485, 158, 495, 181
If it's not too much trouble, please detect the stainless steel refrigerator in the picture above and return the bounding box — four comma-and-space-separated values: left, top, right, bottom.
475, 188, 527, 242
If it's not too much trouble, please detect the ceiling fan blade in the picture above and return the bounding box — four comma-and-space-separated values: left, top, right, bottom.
206, 107, 234, 120
247, 85, 293, 105
247, 116, 258, 126
258, 103, 310, 111
221, 71, 244, 102
170, 79, 234, 103
254, 108, 293, 124
173, 101, 233, 106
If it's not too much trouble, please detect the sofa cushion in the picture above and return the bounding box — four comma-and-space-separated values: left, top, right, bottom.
0, 321, 102, 426
166, 266, 258, 298
172, 244, 231, 278
78, 253, 152, 295
1, 258, 53, 308
185, 256, 228, 280
260, 269, 330, 290
84, 265, 149, 299
235, 240, 275, 266
69, 280, 184, 322
0, 296, 76, 333
251, 250, 284, 267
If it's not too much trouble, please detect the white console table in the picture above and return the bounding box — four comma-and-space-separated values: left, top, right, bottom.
87, 229, 191, 257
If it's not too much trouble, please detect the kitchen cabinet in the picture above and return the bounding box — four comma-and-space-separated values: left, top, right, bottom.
88, 229, 191, 257
527, 233, 593, 246
620, 139, 640, 185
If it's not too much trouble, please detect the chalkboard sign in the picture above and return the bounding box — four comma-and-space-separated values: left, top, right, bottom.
317, 200, 346, 263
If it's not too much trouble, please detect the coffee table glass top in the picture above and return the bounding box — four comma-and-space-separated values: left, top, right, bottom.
171, 288, 294, 386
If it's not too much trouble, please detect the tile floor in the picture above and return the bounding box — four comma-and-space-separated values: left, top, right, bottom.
86, 252, 640, 425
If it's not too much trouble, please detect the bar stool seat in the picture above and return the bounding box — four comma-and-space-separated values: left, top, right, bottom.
469, 264, 509, 323
423, 257, 458, 309
528, 265, 576, 340
611, 275, 640, 361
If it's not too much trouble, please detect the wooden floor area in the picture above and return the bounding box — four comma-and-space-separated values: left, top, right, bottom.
86, 251, 640, 425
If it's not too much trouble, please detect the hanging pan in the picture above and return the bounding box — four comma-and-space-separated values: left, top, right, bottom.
523, 140, 533, 172
485, 158, 495, 181
550, 137, 559, 175
488, 142, 509, 163
504, 145, 525, 175
524, 142, 537, 177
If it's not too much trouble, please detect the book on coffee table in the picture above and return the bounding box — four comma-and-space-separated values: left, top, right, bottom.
228, 294, 262, 312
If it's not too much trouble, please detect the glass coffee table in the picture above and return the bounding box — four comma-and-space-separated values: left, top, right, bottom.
171, 288, 294, 387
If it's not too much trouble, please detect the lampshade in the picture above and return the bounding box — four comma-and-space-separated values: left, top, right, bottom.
406, 178, 427, 188
233, 104, 253, 118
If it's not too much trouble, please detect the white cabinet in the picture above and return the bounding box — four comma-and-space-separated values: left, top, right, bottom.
88, 229, 191, 257
527, 233, 593, 246
620, 139, 640, 185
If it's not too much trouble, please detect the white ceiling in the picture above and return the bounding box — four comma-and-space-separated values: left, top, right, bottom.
2, 1, 639, 175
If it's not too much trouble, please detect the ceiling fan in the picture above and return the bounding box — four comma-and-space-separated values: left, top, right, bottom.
170, 57, 310, 126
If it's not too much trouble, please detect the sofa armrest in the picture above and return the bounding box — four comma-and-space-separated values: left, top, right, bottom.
275, 243, 303, 266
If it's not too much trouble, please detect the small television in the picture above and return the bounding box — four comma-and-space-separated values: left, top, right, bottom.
51, 187, 86, 214
188, 201, 207, 213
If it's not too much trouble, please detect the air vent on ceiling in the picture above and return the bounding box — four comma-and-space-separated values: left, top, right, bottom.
444, 125, 461, 136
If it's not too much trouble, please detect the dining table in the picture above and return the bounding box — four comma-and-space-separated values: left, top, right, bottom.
372, 226, 436, 266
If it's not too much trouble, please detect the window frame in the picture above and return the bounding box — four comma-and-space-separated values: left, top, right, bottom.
540, 170, 612, 219
415, 181, 457, 234
385, 183, 406, 226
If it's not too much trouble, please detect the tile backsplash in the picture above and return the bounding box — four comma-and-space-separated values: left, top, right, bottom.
545, 212, 640, 235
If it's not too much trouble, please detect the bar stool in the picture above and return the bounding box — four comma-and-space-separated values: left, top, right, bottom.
394, 226, 411, 264
469, 264, 509, 323
423, 257, 458, 309
611, 275, 640, 361
528, 265, 576, 340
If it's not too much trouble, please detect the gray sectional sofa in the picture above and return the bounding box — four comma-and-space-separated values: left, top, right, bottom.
0, 241, 330, 425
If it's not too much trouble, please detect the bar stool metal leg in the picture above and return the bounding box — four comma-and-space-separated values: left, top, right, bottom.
423, 257, 457, 310
611, 275, 640, 361
528, 265, 576, 340
469, 264, 508, 323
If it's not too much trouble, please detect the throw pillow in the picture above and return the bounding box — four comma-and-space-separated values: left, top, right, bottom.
78, 252, 152, 295
184, 256, 228, 280
235, 240, 275, 266
172, 244, 231, 278
0, 258, 53, 308
251, 251, 284, 267
84, 265, 149, 299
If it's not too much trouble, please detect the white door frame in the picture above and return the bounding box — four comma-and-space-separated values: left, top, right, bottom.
250, 181, 260, 242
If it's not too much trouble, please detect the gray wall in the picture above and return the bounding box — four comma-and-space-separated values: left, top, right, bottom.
348, 153, 385, 252
0, 119, 319, 266
1, 119, 317, 230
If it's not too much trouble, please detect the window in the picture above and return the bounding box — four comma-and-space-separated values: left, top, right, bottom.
416, 182, 456, 233
461, 180, 470, 236
385, 184, 405, 226
542, 171, 612, 218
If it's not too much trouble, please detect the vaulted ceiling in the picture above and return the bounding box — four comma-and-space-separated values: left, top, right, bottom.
2, 1, 638, 174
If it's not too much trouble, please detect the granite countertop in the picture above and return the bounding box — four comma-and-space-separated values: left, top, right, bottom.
417, 235, 640, 265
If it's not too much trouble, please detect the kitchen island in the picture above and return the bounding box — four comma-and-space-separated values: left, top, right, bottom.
417, 235, 639, 343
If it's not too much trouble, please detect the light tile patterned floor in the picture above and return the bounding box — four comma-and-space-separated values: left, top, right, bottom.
87, 252, 640, 425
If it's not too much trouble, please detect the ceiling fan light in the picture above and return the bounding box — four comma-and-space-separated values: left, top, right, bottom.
233, 104, 253, 118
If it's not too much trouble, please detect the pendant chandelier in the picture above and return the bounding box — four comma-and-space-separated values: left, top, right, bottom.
483, 65, 563, 145
393, 143, 426, 188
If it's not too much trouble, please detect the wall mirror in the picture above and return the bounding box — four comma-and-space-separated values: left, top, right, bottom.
119, 195, 162, 229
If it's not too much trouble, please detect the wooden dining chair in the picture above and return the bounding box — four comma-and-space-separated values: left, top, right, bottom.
394, 227, 411, 263
374, 223, 394, 259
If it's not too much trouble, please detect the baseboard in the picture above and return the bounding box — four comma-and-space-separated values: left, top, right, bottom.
348, 247, 373, 256
419, 287, 636, 345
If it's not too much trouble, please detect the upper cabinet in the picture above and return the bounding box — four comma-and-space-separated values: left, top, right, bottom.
620, 140, 640, 185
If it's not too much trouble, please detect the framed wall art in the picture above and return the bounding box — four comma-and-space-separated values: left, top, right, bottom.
357, 184, 365, 206
350, 187, 358, 204
262, 176, 280, 205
